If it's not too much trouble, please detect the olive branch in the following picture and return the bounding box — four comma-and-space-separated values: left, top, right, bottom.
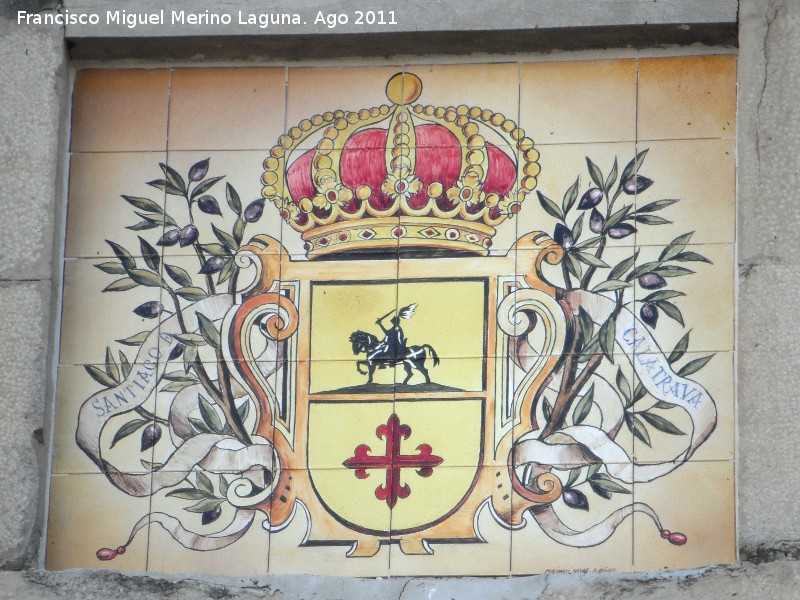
85, 158, 267, 525
534, 150, 715, 511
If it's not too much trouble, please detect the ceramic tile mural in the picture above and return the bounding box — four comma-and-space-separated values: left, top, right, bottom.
48, 56, 737, 576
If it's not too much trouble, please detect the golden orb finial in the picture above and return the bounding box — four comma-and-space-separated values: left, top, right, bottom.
386, 72, 422, 105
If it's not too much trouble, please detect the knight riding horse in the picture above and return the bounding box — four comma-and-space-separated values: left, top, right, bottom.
349, 304, 439, 385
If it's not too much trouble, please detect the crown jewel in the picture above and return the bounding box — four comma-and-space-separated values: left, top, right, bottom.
262, 72, 541, 258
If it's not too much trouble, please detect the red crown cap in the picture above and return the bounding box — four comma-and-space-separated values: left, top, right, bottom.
262, 73, 540, 258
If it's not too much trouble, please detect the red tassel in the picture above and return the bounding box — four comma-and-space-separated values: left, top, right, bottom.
96, 545, 126, 560
668, 532, 687, 546
96, 548, 117, 561
660, 530, 687, 546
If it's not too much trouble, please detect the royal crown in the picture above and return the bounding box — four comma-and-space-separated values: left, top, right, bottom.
262, 73, 540, 258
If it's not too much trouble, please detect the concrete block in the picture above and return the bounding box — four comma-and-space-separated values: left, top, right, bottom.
0, 16, 65, 280
2, 560, 800, 599
738, 349, 800, 545
738, 0, 800, 262
0, 281, 51, 568
61, 0, 738, 37
738, 261, 799, 355
59, 0, 737, 59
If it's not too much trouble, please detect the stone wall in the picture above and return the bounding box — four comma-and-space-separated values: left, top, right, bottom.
2, 0, 799, 596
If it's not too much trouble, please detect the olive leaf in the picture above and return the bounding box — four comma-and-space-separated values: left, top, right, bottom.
95, 262, 126, 275
84, 364, 117, 388
589, 475, 631, 495
591, 279, 629, 293
677, 354, 715, 377
659, 232, 694, 261
195, 471, 214, 496
542, 397, 553, 421
219, 475, 229, 497
599, 316, 616, 363
174, 333, 206, 346
127, 219, 160, 231
103, 277, 138, 292
105, 347, 120, 382
189, 417, 213, 433
608, 252, 637, 281
226, 183, 242, 215
573, 252, 609, 269
620, 149, 648, 184
632, 214, 671, 225
133, 211, 177, 228
615, 368, 632, 405
573, 236, 602, 250
190, 176, 225, 200
564, 252, 583, 280
183, 344, 198, 373
162, 371, 198, 383
672, 251, 712, 264
232, 216, 246, 245
668, 331, 691, 364
164, 264, 193, 287
159, 162, 186, 195
117, 331, 150, 346
653, 400, 678, 410
571, 213, 584, 243
166, 487, 212, 500
578, 307, 594, 339
176, 286, 208, 301
626, 260, 662, 281
110, 419, 148, 448
147, 178, 183, 196
562, 177, 580, 214
161, 381, 196, 393
585, 158, 604, 190
198, 394, 223, 433
578, 333, 600, 363
105, 240, 137, 271
655, 299, 684, 326
639, 411, 686, 436
217, 258, 237, 285
587, 463, 601, 479
138, 236, 160, 271
118, 351, 131, 378
185, 498, 225, 514
122, 195, 162, 214
632, 380, 647, 402
201, 243, 230, 257
604, 205, 632, 231
565, 468, 581, 489
625, 412, 651, 447
237, 400, 250, 423
604, 158, 618, 194
197, 313, 221, 348
572, 384, 595, 425
537, 191, 564, 221
577, 333, 599, 363
642, 290, 685, 302
128, 269, 163, 288
636, 198, 679, 214
653, 265, 694, 278
212, 223, 238, 254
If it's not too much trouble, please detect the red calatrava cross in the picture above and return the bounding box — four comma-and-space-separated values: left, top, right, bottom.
343, 414, 443, 508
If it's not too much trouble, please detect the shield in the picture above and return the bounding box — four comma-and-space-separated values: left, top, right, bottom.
226, 238, 567, 553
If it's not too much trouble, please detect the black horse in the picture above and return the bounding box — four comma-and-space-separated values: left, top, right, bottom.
349, 331, 439, 384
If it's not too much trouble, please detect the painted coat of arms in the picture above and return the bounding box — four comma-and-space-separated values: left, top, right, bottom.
61, 69, 730, 575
